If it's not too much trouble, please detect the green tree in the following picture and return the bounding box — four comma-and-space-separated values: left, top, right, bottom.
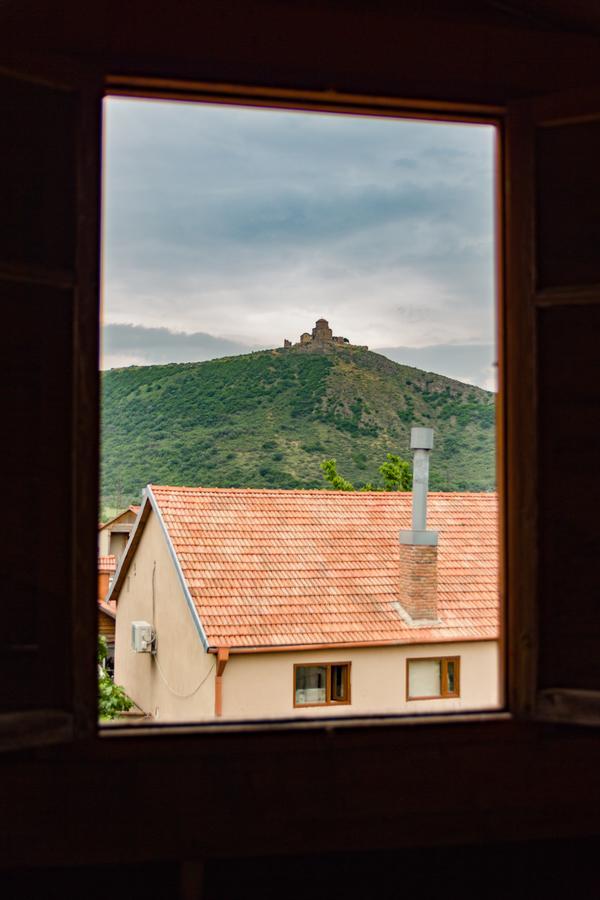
320, 458, 355, 491
378, 453, 411, 491
98, 637, 134, 720
321, 453, 411, 492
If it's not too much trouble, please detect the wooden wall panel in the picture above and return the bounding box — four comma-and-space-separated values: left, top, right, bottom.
0, 75, 77, 274
1, 280, 74, 710
98, 612, 115, 641
536, 121, 600, 288
537, 304, 600, 690
2, 3, 600, 106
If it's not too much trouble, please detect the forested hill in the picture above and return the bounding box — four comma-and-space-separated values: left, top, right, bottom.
101, 345, 495, 512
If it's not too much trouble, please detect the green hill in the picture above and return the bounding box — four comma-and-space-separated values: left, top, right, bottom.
101, 345, 495, 513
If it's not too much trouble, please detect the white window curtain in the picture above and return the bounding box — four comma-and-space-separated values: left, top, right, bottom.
408, 659, 441, 698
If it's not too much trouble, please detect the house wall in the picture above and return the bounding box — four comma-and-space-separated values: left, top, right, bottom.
108, 531, 128, 559
114, 510, 216, 721
98, 528, 110, 557
220, 641, 499, 720
97, 571, 110, 602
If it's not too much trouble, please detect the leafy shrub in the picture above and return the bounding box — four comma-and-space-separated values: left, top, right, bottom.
98, 637, 133, 721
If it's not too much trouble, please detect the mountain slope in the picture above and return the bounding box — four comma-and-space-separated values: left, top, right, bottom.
101, 345, 495, 511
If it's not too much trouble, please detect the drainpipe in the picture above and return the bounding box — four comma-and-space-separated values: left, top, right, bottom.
214, 647, 229, 717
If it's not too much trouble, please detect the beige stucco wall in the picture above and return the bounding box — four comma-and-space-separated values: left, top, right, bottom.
114, 510, 216, 721
219, 641, 500, 720
109, 531, 128, 560
98, 527, 110, 557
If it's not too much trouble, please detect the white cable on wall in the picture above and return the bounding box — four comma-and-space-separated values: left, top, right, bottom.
151, 557, 216, 699
153, 654, 216, 699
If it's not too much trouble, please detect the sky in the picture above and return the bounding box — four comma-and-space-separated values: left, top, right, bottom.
102, 98, 497, 389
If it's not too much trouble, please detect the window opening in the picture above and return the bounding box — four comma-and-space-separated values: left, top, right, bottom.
295, 663, 351, 707
100, 95, 499, 726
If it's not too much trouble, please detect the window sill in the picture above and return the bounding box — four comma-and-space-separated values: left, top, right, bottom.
4, 710, 600, 870
98, 707, 510, 742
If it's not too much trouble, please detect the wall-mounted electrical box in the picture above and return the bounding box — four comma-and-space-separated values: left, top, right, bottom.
131, 621, 154, 653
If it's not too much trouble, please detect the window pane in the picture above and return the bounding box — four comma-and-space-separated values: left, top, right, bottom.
295, 666, 327, 705
331, 665, 347, 702
408, 659, 441, 698
446, 660, 456, 694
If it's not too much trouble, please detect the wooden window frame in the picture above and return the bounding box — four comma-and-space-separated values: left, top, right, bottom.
293, 662, 352, 708
98, 80, 505, 733
406, 656, 461, 701
0, 69, 511, 753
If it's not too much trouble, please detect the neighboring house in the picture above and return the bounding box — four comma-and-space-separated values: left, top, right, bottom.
98, 506, 140, 669
110, 432, 500, 722
98, 506, 141, 560
98, 555, 117, 666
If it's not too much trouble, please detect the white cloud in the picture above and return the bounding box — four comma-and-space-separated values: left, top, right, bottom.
102, 97, 496, 385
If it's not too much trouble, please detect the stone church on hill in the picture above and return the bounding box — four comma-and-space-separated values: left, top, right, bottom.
284, 318, 368, 350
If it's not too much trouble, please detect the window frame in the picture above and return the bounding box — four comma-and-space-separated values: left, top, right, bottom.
96, 79, 506, 737
293, 662, 352, 708
406, 656, 461, 701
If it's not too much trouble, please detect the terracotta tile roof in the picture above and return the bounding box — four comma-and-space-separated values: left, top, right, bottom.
148, 486, 499, 650
98, 555, 117, 573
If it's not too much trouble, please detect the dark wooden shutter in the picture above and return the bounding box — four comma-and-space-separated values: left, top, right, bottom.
506, 89, 600, 725
0, 63, 101, 748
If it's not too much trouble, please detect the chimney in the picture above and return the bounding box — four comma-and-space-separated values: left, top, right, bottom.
398, 427, 439, 621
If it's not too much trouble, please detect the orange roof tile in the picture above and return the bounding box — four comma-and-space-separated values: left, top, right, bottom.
98, 555, 117, 573
145, 486, 499, 651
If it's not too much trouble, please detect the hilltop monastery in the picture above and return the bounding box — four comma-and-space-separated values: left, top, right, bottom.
284, 318, 368, 350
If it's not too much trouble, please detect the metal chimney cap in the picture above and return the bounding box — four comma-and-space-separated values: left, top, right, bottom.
410, 427, 434, 451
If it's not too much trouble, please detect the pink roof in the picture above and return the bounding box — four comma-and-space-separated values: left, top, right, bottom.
98, 555, 117, 574
147, 486, 500, 651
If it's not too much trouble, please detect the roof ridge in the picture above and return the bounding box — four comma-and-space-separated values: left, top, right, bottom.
149, 484, 497, 497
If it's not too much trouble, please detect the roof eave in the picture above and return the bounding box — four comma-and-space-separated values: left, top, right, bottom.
97, 602, 116, 620
148, 485, 210, 651
106, 491, 152, 604
209, 633, 499, 654
107, 486, 209, 651
98, 506, 139, 532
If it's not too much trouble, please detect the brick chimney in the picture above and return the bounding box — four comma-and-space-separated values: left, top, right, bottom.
398, 427, 439, 621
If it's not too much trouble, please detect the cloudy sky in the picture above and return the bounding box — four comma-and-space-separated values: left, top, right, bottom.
102, 98, 497, 389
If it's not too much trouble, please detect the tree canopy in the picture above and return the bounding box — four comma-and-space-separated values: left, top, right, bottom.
320, 453, 411, 492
